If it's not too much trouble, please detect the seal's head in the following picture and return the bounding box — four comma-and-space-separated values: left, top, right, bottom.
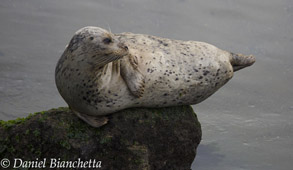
66, 26, 129, 67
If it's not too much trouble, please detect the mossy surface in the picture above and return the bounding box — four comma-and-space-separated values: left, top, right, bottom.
0, 106, 201, 170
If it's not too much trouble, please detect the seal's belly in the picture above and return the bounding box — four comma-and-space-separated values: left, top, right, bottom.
139, 60, 232, 107
119, 33, 234, 107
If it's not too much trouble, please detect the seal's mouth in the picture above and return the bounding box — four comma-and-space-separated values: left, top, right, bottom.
90, 42, 129, 67
118, 42, 128, 51
116, 42, 129, 59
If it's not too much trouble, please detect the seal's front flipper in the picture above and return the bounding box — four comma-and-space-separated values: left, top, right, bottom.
120, 55, 145, 98
73, 110, 108, 128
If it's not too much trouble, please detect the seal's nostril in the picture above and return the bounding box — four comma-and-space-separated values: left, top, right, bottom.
124, 46, 128, 50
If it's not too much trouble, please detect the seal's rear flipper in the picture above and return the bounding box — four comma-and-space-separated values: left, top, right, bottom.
120, 55, 145, 98
72, 110, 108, 128
230, 53, 255, 72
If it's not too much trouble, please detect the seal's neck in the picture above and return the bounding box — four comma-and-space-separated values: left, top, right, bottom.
91, 53, 122, 68
93, 60, 121, 77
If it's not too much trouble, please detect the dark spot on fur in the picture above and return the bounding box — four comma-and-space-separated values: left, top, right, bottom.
199, 76, 203, 79
68, 34, 85, 52
203, 70, 210, 76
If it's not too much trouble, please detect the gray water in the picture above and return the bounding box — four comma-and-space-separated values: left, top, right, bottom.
0, 0, 292, 169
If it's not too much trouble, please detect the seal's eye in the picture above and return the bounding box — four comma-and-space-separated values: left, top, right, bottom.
103, 38, 112, 44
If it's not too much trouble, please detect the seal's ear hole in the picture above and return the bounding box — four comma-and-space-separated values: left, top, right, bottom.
89, 37, 94, 40
103, 38, 112, 44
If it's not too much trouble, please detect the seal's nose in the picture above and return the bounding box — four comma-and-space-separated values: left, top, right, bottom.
124, 45, 128, 50
118, 43, 128, 51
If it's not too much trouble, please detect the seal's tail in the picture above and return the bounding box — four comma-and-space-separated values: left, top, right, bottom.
230, 53, 255, 72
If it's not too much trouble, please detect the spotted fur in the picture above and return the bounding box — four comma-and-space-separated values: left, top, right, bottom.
55, 26, 255, 127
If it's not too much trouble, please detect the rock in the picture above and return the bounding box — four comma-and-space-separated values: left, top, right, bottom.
0, 106, 201, 170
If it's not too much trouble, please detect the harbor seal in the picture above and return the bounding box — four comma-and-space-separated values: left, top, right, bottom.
55, 26, 255, 127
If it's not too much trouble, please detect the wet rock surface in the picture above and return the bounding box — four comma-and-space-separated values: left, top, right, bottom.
0, 105, 201, 170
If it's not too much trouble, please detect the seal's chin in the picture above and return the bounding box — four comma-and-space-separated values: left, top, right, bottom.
117, 43, 129, 56
92, 50, 129, 67
89, 42, 129, 67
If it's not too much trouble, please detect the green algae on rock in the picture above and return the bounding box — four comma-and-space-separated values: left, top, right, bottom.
0, 106, 201, 170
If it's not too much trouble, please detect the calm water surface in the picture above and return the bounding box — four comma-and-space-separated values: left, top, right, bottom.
0, 0, 292, 169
